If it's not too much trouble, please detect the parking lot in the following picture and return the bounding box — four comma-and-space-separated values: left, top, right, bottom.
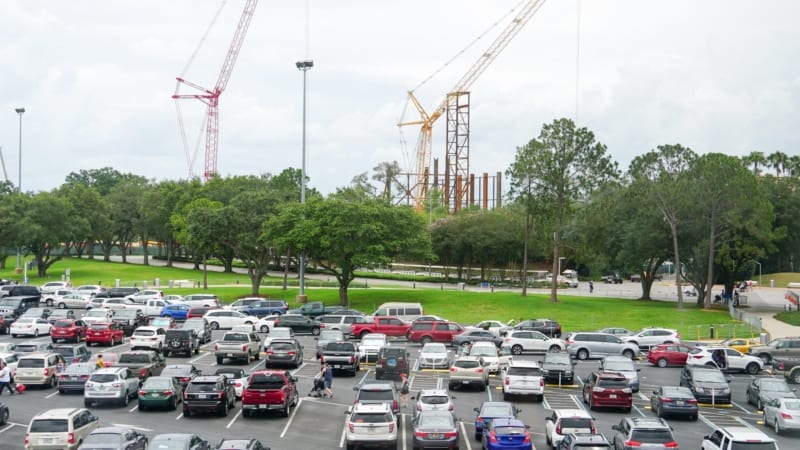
0, 327, 796, 450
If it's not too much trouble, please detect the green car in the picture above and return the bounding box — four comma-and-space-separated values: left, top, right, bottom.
137, 376, 182, 411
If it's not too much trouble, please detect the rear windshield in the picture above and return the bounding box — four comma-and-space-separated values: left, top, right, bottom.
546, 354, 572, 364
351, 412, 392, 423
597, 378, 628, 388
494, 426, 526, 436
421, 395, 449, 405
90, 374, 119, 383
380, 348, 406, 357
17, 359, 44, 368
223, 333, 248, 342
90, 324, 109, 330
54, 347, 75, 357
29, 419, 68, 432
134, 329, 155, 337
272, 329, 291, 338
249, 374, 286, 389
630, 430, 674, 443
560, 418, 594, 429
419, 414, 453, 427
187, 382, 219, 393
144, 378, 173, 389
358, 389, 393, 401
326, 343, 355, 352
119, 354, 151, 364
54, 320, 74, 328
574, 446, 611, 450
270, 342, 294, 351
507, 367, 541, 377
16, 344, 39, 352
481, 405, 513, 417
454, 360, 479, 369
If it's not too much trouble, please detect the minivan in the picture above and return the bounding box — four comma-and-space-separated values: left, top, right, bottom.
370, 302, 423, 322
25, 408, 99, 450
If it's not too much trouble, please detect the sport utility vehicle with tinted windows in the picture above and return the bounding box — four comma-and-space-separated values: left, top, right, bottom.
375, 346, 409, 381
353, 382, 400, 415
512, 319, 562, 338
25, 408, 99, 450
566, 332, 639, 360
163, 329, 200, 357
611, 417, 679, 450
545, 409, 597, 449
407, 320, 464, 344
748, 336, 800, 364
582, 371, 632, 412
183, 375, 237, 417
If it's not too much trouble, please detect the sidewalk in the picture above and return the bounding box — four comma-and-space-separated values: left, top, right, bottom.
757, 313, 800, 339
736, 286, 800, 339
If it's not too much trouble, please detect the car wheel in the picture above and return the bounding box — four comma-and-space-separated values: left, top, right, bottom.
210, 322, 219, 330
260, 325, 269, 333
510, 345, 523, 355
84, 400, 92, 408
622, 349, 635, 359
58, 389, 65, 394
793, 371, 800, 384
46, 299, 53, 307
577, 349, 589, 360
448, 382, 455, 391
49, 376, 56, 388
282, 401, 291, 417
183, 407, 191, 417
757, 399, 764, 411
656, 404, 663, 418
774, 418, 781, 434
548, 345, 561, 353
746, 363, 760, 375
503, 391, 510, 401
421, 336, 433, 345
10, 334, 16, 338
311, 327, 320, 336
758, 353, 772, 365
122, 392, 129, 406
254, 350, 260, 361
58, 303, 66, 309
216, 356, 224, 365
34, 329, 39, 337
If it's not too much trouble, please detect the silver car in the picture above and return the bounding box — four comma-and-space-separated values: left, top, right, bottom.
566, 332, 639, 360
84, 367, 140, 407
411, 389, 455, 420
763, 397, 800, 433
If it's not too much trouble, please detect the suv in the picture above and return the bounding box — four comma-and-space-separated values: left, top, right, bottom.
181, 318, 212, 344
623, 328, 680, 350
163, 329, 200, 357
318, 314, 365, 337
501, 359, 544, 401
0, 296, 41, 318
702, 427, 777, 450
184, 375, 237, 417
513, 319, 562, 338
541, 351, 577, 385
558, 433, 612, 450
407, 320, 464, 344
566, 332, 639, 360
582, 371, 632, 412
686, 347, 763, 374
448, 356, 488, 391
748, 336, 800, 364
53, 343, 92, 364
345, 403, 398, 450
83, 367, 140, 407
545, 409, 597, 449
25, 408, 99, 450
353, 382, 400, 415
502, 330, 566, 355
6, 285, 42, 298
679, 366, 731, 404
375, 346, 410, 380
410, 389, 455, 419
611, 417, 678, 450
129, 326, 166, 351
15, 352, 66, 388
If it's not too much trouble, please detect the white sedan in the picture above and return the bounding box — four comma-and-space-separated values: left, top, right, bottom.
255, 315, 279, 333
470, 320, 512, 337
10, 317, 52, 337
418, 343, 451, 369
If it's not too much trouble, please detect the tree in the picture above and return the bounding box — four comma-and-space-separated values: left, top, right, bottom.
767, 151, 790, 178
628, 144, 696, 307
12, 192, 82, 276
507, 118, 619, 301
741, 151, 768, 176
372, 161, 403, 203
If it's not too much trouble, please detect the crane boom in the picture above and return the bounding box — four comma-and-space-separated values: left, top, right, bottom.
398, 0, 546, 209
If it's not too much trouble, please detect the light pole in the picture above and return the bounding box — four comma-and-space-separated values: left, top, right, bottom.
558, 257, 565, 278
295, 60, 313, 301
755, 262, 762, 288
14, 107, 25, 272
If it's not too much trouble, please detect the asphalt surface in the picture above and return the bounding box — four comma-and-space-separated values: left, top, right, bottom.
0, 319, 797, 450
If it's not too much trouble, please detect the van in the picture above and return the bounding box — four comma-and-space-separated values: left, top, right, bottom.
371, 302, 423, 322
25, 408, 99, 450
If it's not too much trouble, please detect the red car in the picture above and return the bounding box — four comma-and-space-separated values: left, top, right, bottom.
86, 322, 125, 346
582, 371, 632, 411
647, 343, 694, 367
51, 319, 88, 343
407, 320, 464, 344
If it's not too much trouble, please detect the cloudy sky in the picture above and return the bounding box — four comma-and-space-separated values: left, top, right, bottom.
1, 0, 798, 197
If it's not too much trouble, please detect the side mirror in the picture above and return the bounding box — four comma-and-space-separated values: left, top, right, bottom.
636, 368, 641, 372
726, 378, 732, 383
612, 425, 620, 431
353, 386, 360, 391
652, 389, 658, 395
473, 407, 480, 413
545, 417, 553, 422
345, 408, 352, 415
703, 436, 710, 441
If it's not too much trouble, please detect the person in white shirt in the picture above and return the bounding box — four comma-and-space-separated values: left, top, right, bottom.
0, 362, 14, 395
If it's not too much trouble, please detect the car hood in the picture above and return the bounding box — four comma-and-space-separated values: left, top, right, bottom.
693, 381, 729, 389
762, 391, 798, 401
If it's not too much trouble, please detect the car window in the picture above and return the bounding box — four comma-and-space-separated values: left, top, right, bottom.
630, 430, 674, 443
507, 366, 542, 376
351, 412, 393, 423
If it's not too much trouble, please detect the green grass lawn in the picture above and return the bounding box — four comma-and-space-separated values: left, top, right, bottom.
1, 257, 758, 340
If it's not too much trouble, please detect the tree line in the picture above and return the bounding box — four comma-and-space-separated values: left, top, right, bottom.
0, 118, 798, 307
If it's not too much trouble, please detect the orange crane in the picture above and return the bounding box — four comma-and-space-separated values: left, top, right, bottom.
173, 0, 258, 181
398, 0, 546, 210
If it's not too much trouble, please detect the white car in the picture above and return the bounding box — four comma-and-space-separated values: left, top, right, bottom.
358, 333, 388, 362
126, 290, 164, 303
74, 285, 104, 297
82, 308, 114, 325
686, 346, 763, 374
470, 320, 512, 337
52, 293, 91, 309
214, 367, 249, 399
163, 295, 184, 303
545, 409, 597, 449
101, 298, 141, 310
345, 403, 398, 449
203, 310, 258, 330
262, 327, 295, 351
255, 314, 280, 333
501, 330, 566, 355
623, 328, 680, 349
418, 343, 451, 369
10, 317, 52, 337
129, 326, 166, 351
501, 359, 544, 401
0, 343, 16, 353
40, 281, 71, 295
41, 289, 83, 307
468, 341, 511, 373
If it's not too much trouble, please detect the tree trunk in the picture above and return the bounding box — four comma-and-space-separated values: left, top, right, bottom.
521, 210, 531, 297
704, 219, 717, 309
202, 257, 208, 289
671, 222, 684, 309
282, 248, 291, 290
338, 284, 349, 306
249, 269, 264, 296
142, 237, 149, 266
550, 231, 560, 302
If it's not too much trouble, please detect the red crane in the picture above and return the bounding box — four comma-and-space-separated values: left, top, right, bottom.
173, 0, 259, 181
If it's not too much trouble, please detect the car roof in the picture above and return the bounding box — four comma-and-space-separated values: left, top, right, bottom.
359, 382, 394, 390
509, 359, 540, 367
352, 402, 391, 413
554, 408, 593, 417
191, 375, 224, 382
32, 408, 83, 419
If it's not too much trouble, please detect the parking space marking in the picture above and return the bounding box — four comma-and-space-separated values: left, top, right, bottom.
45, 391, 59, 399
304, 397, 352, 408
175, 412, 183, 420
638, 392, 649, 401
731, 401, 750, 414
280, 398, 303, 438
339, 415, 347, 448
0, 424, 15, 434
111, 423, 152, 432
734, 416, 758, 430
459, 421, 473, 450
225, 409, 241, 428
358, 368, 371, 385
632, 405, 646, 417
401, 413, 407, 450
189, 352, 211, 364
128, 404, 138, 412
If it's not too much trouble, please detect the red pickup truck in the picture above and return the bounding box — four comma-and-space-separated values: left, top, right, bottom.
350, 317, 411, 339
241, 370, 298, 418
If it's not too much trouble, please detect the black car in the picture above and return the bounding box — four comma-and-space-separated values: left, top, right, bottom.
112, 309, 146, 336
163, 329, 200, 357
679, 366, 731, 404
181, 318, 212, 344
213, 439, 269, 450
272, 314, 321, 335
375, 346, 410, 380
162, 364, 202, 388
264, 339, 304, 368
541, 351, 576, 385
58, 362, 95, 393
183, 375, 237, 417
81, 426, 149, 450
0, 296, 41, 318
513, 319, 562, 338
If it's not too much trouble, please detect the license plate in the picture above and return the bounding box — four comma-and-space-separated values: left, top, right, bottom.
676, 400, 684, 405
258, 404, 267, 409
40, 438, 54, 444
609, 394, 617, 398
227, 353, 233, 357
462, 380, 469, 384
334, 365, 341, 369
202, 394, 210, 399
430, 433, 443, 439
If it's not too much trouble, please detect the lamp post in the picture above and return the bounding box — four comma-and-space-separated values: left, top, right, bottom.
14, 107, 25, 272
755, 262, 762, 288
558, 257, 565, 278
295, 60, 313, 300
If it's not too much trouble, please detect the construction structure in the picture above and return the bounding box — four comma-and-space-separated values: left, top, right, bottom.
397, 0, 546, 212
172, 0, 258, 181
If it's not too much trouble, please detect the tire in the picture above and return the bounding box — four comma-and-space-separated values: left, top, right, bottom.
58, 303, 66, 309
260, 325, 269, 333
10, 334, 16, 338
656, 404, 663, 418
746, 362, 760, 375
210, 322, 220, 330
774, 417, 781, 434
577, 349, 589, 360
219, 400, 228, 417
246, 351, 252, 363
511, 345, 523, 356
622, 349, 635, 359
46, 299, 53, 307
503, 392, 510, 401
216, 356, 224, 365
757, 399, 764, 411
346, 444, 355, 450
48, 376, 56, 388
139, 404, 146, 412
34, 329, 39, 337
311, 327, 320, 336
448, 382, 455, 391
254, 350, 260, 361
657, 358, 668, 368
282, 401, 291, 418
793, 370, 800, 384
122, 391, 129, 406
183, 407, 191, 417
624, 406, 632, 413
758, 353, 772, 365
480, 382, 487, 392
58, 389, 65, 394
548, 345, 561, 353
421, 336, 433, 345
375, 371, 383, 380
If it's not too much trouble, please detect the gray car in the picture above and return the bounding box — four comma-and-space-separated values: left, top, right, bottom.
566, 332, 639, 360
746, 377, 797, 410
748, 337, 800, 364
315, 329, 345, 359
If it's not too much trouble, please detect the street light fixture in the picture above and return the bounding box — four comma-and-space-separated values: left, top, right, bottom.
14, 107, 25, 272
295, 60, 313, 300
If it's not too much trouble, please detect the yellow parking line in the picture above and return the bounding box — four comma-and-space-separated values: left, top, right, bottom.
698, 403, 733, 408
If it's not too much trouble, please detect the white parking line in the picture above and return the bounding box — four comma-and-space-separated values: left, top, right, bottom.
638, 393, 649, 401
249, 359, 264, 372
280, 398, 303, 438
357, 368, 371, 385
226, 409, 241, 428
128, 405, 138, 413
175, 413, 183, 420
339, 415, 348, 448
632, 405, 646, 417
0, 424, 15, 434
731, 401, 751, 414
570, 394, 585, 409
734, 416, 758, 430
111, 423, 152, 432
401, 414, 407, 450
46, 391, 59, 399
486, 383, 492, 401
698, 413, 715, 429
459, 421, 473, 450
189, 352, 211, 364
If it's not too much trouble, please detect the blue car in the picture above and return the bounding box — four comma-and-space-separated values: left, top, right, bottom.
483, 418, 532, 450
160, 303, 191, 320
473, 401, 520, 441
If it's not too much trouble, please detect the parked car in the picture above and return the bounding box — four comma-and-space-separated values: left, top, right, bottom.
469, 341, 512, 374
15, 341, 53, 354
452, 329, 503, 348
161, 303, 192, 321
182, 294, 220, 307
20, 307, 52, 320
745, 377, 797, 411
686, 346, 763, 374
203, 310, 258, 330
412, 410, 460, 450
129, 326, 166, 351
57, 362, 95, 394
181, 318, 212, 344
501, 359, 544, 401
501, 330, 566, 355
214, 367, 248, 399
83, 367, 140, 407
126, 289, 164, 303
473, 401, 520, 441
48, 291, 89, 310
763, 397, 800, 434
51, 319, 88, 343
540, 351, 576, 385
25, 407, 99, 450
79, 426, 149, 450
408, 320, 464, 344
418, 342, 452, 370
183, 375, 237, 417
582, 371, 632, 412
565, 332, 639, 360
161, 364, 202, 388
650, 386, 699, 420
53, 343, 92, 364
137, 375, 184, 411
482, 418, 532, 450
448, 356, 488, 391
679, 366, 731, 404
411, 389, 455, 420
353, 382, 400, 415
701, 427, 777, 450
272, 314, 322, 335
163, 328, 200, 357
149, 434, 211, 450
86, 322, 125, 346
647, 343, 694, 367
471, 320, 512, 337
623, 328, 680, 350
512, 319, 562, 338
187, 306, 220, 319
82, 308, 114, 325
610, 417, 679, 450
264, 339, 304, 368
317, 314, 366, 336
375, 346, 410, 381
345, 403, 398, 450
46, 309, 76, 325
101, 298, 141, 310
262, 327, 296, 350
720, 338, 758, 354
599, 355, 641, 392
597, 327, 633, 336
73, 285, 104, 297
111, 309, 147, 336
748, 336, 800, 365
545, 409, 597, 449
10, 317, 51, 337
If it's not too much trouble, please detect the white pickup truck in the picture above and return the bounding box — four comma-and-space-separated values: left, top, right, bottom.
140, 299, 173, 317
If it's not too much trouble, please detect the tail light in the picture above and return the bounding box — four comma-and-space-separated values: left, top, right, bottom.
781, 412, 793, 419
591, 422, 597, 433
664, 442, 679, 448
140, 368, 147, 378
183, 390, 188, 399
348, 423, 355, 432
449, 367, 456, 373
476, 367, 484, 373
622, 388, 632, 393
688, 399, 698, 404
505, 378, 510, 385
267, 351, 274, 356
625, 441, 642, 447
80, 375, 90, 380
349, 355, 355, 364
662, 397, 672, 403
138, 390, 147, 396
43, 368, 50, 376
68, 432, 76, 444
593, 387, 605, 393
416, 403, 422, 411
389, 422, 395, 433
777, 362, 785, 370
444, 431, 457, 438
24, 433, 29, 445
163, 390, 174, 396
523, 432, 532, 443
150, 337, 157, 341
392, 400, 398, 411
449, 404, 454, 411
692, 355, 703, 359
488, 431, 498, 443
556, 423, 561, 434
59, 375, 69, 380
218, 391, 225, 399
540, 379, 544, 387
214, 344, 219, 351
414, 431, 428, 438
73, 357, 79, 363
287, 351, 296, 356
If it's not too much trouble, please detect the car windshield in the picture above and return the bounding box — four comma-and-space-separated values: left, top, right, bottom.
14, 318, 34, 324
119, 354, 151, 364
54, 320, 74, 328
630, 430, 674, 443
29, 419, 68, 432
91, 374, 120, 383
546, 354, 571, 365
83, 433, 123, 445
421, 395, 449, 405
162, 367, 191, 377
144, 378, 173, 389
761, 380, 792, 392
604, 361, 634, 372
86, 310, 107, 318
560, 418, 593, 429
471, 347, 496, 357
693, 370, 726, 383
358, 389, 393, 401
63, 364, 92, 375
362, 337, 385, 346
481, 405, 513, 417
326, 343, 354, 352
150, 438, 189, 450
422, 344, 447, 353
223, 333, 248, 342
419, 414, 453, 427
271, 329, 291, 338
134, 329, 155, 337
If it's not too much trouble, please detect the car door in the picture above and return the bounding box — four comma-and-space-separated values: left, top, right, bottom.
725, 348, 747, 370
526, 331, 551, 352
37, 318, 51, 334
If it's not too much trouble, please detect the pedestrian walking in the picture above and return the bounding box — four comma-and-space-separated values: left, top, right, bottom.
0, 362, 14, 395
589, 281, 594, 294
95, 354, 106, 369
399, 373, 410, 407
323, 363, 334, 398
